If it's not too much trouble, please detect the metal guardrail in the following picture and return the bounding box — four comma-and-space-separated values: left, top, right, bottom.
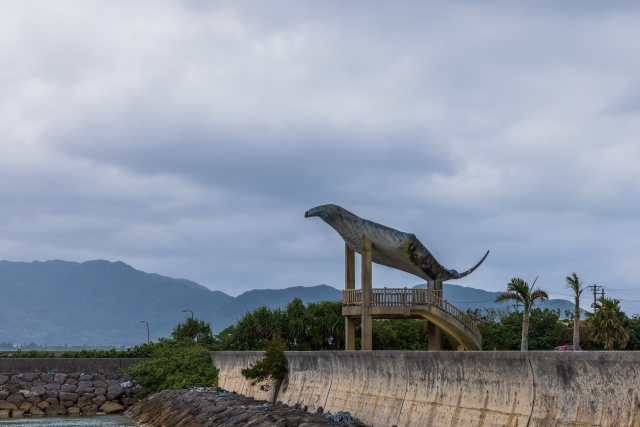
342, 288, 481, 339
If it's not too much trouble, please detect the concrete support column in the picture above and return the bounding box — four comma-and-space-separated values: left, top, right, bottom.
361, 234, 373, 351
428, 322, 443, 351
345, 244, 356, 351
428, 279, 444, 351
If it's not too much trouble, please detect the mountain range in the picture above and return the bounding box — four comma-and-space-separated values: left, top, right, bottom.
0, 260, 576, 346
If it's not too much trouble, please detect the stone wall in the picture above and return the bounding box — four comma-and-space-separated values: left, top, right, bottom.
0, 362, 147, 418
210, 350, 640, 427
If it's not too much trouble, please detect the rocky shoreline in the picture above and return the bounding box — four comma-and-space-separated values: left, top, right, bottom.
0, 372, 142, 418
125, 389, 371, 427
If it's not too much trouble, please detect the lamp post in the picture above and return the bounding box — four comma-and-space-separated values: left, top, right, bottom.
140, 321, 150, 344
182, 310, 194, 320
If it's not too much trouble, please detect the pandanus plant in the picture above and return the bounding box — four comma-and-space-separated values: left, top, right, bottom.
495, 277, 548, 351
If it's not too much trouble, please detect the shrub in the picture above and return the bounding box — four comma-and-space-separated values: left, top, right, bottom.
241, 336, 287, 391
124, 344, 218, 394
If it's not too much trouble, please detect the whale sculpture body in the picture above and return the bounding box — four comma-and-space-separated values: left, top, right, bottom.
305, 204, 488, 282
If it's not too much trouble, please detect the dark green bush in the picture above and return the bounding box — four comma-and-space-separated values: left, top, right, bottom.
241, 337, 287, 391
124, 344, 218, 394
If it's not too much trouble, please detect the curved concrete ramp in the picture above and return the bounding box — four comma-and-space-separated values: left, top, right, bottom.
343, 288, 482, 350
211, 351, 640, 427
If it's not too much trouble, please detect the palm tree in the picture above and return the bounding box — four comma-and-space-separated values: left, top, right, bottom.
586, 297, 629, 350
565, 272, 583, 350
495, 277, 549, 351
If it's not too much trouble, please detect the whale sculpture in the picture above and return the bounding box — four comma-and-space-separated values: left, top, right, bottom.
305, 204, 488, 282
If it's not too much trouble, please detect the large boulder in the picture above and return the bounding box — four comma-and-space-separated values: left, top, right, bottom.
106, 373, 120, 380
8, 376, 21, 384
93, 380, 108, 388
0, 402, 17, 411
0, 409, 9, 418
100, 401, 124, 414
79, 375, 93, 382
22, 373, 40, 382
61, 400, 74, 408
58, 392, 79, 402
45, 398, 58, 405
0, 376, 9, 385
0, 391, 8, 400
65, 378, 78, 385
76, 397, 90, 408
92, 395, 106, 406
20, 390, 39, 398
18, 382, 32, 391
40, 374, 53, 382
67, 406, 81, 416
61, 384, 77, 393
105, 380, 120, 387
76, 381, 94, 393
18, 402, 32, 412
46, 390, 59, 398
26, 397, 41, 403
2, 385, 19, 394
45, 404, 67, 416
36, 401, 50, 410
29, 405, 45, 416
94, 387, 106, 396
45, 383, 60, 391
32, 380, 46, 386
81, 404, 98, 415
6, 394, 24, 406
11, 409, 24, 417
53, 374, 67, 384
30, 386, 46, 396
106, 385, 123, 400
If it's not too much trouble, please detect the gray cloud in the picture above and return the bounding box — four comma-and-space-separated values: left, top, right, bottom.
1, 1, 640, 312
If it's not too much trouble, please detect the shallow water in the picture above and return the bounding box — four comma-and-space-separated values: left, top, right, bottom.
0, 416, 138, 427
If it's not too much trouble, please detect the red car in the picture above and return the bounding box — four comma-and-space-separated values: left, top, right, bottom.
554, 345, 582, 351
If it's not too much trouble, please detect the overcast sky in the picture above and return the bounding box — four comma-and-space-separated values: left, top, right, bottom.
1, 1, 640, 312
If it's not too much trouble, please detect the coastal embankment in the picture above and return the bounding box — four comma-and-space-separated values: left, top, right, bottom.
126, 388, 368, 427
0, 359, 149, 418
211, 350, 640, 427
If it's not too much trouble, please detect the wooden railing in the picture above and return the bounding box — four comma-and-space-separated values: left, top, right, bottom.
342, 287, 480, 338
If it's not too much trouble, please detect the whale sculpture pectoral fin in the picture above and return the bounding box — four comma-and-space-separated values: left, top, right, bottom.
450, 250, 490, 279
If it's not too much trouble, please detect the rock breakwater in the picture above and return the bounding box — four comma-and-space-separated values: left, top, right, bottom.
125, 389, 369, 427
0, 371, 142, 418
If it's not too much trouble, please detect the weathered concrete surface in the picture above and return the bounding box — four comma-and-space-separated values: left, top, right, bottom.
528, 352, 640, 426
212, 350, 640, 427
210, 351, 276, 403
0, 358, 149, 373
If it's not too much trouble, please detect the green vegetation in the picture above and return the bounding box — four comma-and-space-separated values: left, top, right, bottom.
566, 272, 584, 349
125, 345, 218, 394
494, 277, 549, 351
585, 297, 629, 350
241, 337, 288, 391
122, 318, 219, 394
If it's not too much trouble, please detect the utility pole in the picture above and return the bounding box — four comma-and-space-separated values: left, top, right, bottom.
588, 285, 604, 311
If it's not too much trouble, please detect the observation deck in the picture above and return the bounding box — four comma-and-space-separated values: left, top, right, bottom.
342, 287, 482, 351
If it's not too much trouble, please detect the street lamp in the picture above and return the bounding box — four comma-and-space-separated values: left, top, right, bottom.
182, 310, 194, 319
140, 321, 150, 344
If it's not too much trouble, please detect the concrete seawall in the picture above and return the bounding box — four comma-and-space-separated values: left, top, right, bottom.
210, 351, 640, 427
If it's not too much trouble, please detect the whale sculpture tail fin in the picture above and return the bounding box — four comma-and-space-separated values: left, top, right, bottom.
450, 250, 490, 279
